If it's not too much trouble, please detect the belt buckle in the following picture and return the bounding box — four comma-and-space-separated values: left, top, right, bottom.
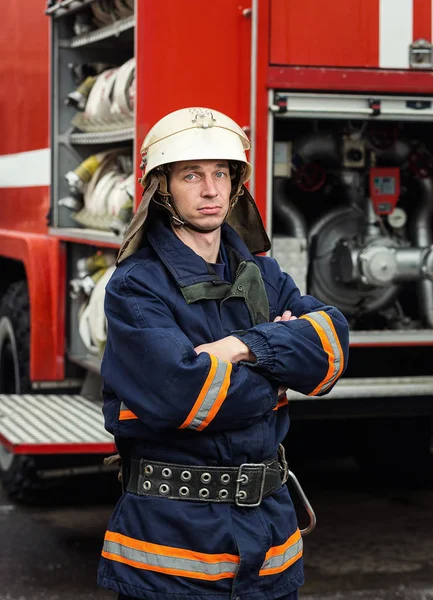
235, 463, 266, 507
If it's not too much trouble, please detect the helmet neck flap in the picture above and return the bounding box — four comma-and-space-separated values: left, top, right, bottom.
116, 171, 270, 265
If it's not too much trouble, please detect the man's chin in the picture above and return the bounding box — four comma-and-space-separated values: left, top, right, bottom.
194, 216, 225, 232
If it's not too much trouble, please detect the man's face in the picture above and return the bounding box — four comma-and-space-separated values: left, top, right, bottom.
168, 159, 232, 231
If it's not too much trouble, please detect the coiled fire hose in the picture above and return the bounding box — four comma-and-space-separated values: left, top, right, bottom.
91, 0, 118, 26
91, 0, 134, 25
70, 251, 116, 298
58, 153, 107, 211
113, 0, 134, 18
110, 58, 135, 117
82, 68, 118, 122
78, 264, 116, 355
71, 58, 134, 131
66, 76, 97, 111
65, 151, 132, 230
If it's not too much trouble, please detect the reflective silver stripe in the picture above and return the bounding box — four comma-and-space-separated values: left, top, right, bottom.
186, 359, 229, 431
103, 540, 239, 577
120, 402, 128, 411
305, 311, 341, 394
260, 537, 303, 573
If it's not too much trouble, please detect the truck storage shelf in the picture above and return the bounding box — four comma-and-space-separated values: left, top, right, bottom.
0, 394, 115, 455
67, 14, 135, 48
68, 353, 102, 374
349, 329, 433, 346
69, 128, 134, 144
46, 0, 98, 17
287, 376, 433, 401
49, 227, 122, 247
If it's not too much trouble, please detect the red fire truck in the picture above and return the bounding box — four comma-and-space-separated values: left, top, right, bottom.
1, 0, 433, 500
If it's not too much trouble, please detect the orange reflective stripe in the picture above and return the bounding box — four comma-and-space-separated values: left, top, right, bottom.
101, 551, 237, 581
273, 395, 288, 411
259, 549, 303, 576
119, 409, 138, 420
179, 355, 218, 430
300, 314, 335, 395
264, 529, 301, 560
259, 528, 303, 576
300, 311, 343, 396
104, 531, 239, 564
320, 311, 345, 382
102, 531, 240, 581
196, 361, 232, 431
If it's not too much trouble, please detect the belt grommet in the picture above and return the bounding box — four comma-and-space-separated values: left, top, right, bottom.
201, 472, 211, 484
238, 474, 249, 485
199, 488, 210, 499
237, 490, 247, 501
143, 480, 152, 491
159, 483, 170, 495
220, 473, 231, 484
218, 489, 229, 499
181, 470, 192, 482
144, 465, 154, 476
162, 468, 172, 479
179, 486, 190, 497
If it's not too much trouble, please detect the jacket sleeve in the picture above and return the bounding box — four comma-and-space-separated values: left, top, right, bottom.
231, 259, 349, 396
101, 263, 279, 433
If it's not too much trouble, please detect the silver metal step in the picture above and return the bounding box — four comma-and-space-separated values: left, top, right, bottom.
0, 394, 115, 455
288, 376, 433, 401
349, 329, 433, 346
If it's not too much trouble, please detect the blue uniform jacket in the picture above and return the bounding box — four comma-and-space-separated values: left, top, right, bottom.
98, 217, 349, 600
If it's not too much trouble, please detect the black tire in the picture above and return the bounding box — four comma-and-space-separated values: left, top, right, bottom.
0, 281, 44, 502
355, 416, 433, 488
0, 280, 30, 394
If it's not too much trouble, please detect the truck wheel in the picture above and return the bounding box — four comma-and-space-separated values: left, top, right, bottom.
355, 417, 433, 488
0, 281, 43, 502
0, 280, 31, 393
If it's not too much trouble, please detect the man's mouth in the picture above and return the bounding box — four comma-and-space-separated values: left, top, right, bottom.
197, 206, 221, 215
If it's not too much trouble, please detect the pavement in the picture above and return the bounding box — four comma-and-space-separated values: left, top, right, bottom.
0, 458, 432, 600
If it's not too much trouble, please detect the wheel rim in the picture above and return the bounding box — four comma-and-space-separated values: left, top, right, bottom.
0, 340, 18, 393
0, 316, 20, 394
0, 316, 20, 472
0, 444, 14, 471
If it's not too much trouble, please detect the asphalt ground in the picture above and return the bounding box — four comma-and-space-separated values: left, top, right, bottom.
0, 457, 432, 600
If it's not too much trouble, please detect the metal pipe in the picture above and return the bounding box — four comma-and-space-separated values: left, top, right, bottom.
339, 170, 365, 208
411, 177, 433, 327
364, 197, 382, 240
373, 140, 412, 166
296, 134, 411, 168
273, 177, 307, 238
296, 133, 340, 167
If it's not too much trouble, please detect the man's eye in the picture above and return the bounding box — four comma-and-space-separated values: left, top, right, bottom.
185, 173, 196, 181
215, 171, 226, 178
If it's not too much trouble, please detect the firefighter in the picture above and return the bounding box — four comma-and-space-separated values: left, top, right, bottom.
98, 107, 349, 600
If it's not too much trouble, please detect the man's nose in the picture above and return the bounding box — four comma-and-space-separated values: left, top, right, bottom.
201, 175, 218, 197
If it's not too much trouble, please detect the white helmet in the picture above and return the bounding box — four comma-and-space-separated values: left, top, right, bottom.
117, 107, 270, 264
140, 107, 252, 186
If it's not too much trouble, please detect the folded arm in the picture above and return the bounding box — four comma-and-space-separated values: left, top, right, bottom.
231, 261, 350, 396
101, 264, 280, 433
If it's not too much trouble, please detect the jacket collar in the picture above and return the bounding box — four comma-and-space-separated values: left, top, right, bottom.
146, 217, 256, 288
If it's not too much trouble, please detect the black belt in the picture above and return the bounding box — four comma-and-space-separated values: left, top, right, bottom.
125, 457, 283, 507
